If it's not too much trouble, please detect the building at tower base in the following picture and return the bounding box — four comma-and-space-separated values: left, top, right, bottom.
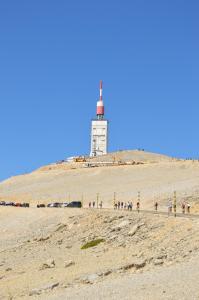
90, 81, 108, 157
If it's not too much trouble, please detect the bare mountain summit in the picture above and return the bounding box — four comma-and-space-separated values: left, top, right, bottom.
0, 150, 199, 211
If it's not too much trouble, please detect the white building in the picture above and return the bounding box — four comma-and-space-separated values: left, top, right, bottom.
90, 119, 108, 156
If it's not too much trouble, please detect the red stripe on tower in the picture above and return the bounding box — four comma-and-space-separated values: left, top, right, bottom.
96, 80, 105, 118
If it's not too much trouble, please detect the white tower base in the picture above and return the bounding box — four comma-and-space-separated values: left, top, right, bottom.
90, 119, 108, 157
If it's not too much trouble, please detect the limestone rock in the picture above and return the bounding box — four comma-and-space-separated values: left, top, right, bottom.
128, 224, 139, 236
121, 259, 146, 271
134, 259, 146, 269
102, 269, 112, 276
0, 261, 5, 267
37, 236, 50, 242
114, 220, 130, 231
29, 282, 59, 296
103, 216, 117, 223
64, 260, 75, 268
153, 259, 164, 265
156, 254, 167, 260
108, 235, 118, 241
79, 273, 100, 284
40, 259, 55, 270
55, 223, 67, 232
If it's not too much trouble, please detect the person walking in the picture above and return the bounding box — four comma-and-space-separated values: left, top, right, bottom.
154, 201, 158, 211
181, 202, 185, 214
173, 202, 177, 216
93, 201, 95, 208
89, 202, 91, 208
136, 201, 140, 213
187, 203, 191, 213
127, 201, 130, 210
168, 200, 172, 215
99, 201, 103, 209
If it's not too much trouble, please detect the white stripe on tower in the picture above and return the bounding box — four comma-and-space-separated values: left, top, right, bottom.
100, 80, 103, 101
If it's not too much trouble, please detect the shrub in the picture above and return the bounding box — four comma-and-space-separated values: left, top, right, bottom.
81, 238, 105, 250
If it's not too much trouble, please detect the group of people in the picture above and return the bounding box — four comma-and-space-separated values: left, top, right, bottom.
167, 200, 191, 215
88, 201, 103, 209
181, 202, 191, 214
88, 199, 191, 215
114, 201, 140, 212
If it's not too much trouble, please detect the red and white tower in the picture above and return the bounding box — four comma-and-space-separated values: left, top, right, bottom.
96, 80, 104, 119
90, 81, 108, 156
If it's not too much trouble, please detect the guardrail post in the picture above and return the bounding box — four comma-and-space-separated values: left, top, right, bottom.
173, 191, 177, 217
137, 191, 140, 212
113, 192, 116, 209
97, 193, 99, 209
81, 194, 84, 208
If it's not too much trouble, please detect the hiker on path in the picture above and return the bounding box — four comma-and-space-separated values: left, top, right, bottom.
187, 203, 191, 213
173, 202, 177, 215
136, 201, 140, 213
181, 202, 185, 214
168, 201, 172, 215
127, 201, 130, 210
154, 201, 158, 211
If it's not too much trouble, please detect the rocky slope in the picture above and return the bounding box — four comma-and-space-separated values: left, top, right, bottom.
0, 207, 199, 299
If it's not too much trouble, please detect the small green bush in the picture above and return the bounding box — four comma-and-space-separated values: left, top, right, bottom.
81, 238, 105, 250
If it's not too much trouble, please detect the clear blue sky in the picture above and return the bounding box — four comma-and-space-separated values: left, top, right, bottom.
0, 0, 198, 181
